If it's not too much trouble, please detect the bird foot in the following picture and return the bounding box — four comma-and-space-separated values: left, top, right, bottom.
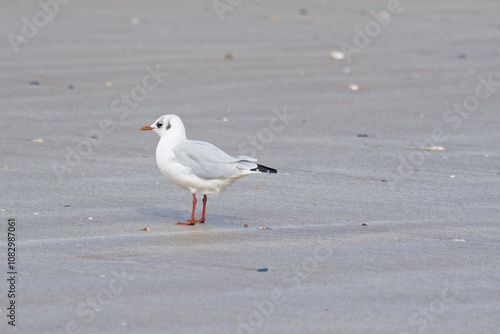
176, 219, 204, 225
176, 220, 196, 225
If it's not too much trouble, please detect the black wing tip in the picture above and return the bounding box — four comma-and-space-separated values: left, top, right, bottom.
251, 164, 278, 174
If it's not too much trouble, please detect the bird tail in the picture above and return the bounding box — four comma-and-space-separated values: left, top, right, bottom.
251, 164, 278, 174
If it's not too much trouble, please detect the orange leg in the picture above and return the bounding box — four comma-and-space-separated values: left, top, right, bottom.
177, 193, 197, 225
196, 195, 207, 223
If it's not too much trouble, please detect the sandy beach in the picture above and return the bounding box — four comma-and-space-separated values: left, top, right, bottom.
0, 0, 499, 333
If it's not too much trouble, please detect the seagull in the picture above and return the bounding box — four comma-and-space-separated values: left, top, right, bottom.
140, 115, 278, 225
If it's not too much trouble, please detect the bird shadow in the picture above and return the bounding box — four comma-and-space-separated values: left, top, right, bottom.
134, 205, 244, 226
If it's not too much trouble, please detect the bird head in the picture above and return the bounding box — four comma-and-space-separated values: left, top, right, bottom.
140, 114, 186, 139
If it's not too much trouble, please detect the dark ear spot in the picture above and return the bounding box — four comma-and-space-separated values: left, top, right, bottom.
167, 121, 171, 130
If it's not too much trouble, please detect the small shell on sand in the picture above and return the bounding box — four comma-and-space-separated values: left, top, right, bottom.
330, 51, 345, 60
426, 146, 445, 151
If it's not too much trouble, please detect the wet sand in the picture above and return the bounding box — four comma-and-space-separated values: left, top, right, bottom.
0, 1, 499, 333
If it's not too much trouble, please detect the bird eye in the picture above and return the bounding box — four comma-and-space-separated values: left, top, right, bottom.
156, 121, 163, 128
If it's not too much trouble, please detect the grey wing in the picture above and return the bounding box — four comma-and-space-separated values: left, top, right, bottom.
172, 141, 257, 180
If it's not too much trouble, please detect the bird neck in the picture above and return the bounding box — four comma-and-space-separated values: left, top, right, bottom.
159, 128, 186, 146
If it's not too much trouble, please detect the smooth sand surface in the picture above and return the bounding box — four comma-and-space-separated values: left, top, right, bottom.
1, 1, 499, 333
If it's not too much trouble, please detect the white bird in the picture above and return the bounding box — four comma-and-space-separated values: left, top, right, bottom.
140, 115, 278, 225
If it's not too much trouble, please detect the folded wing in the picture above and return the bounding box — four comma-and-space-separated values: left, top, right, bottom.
172, 140, 258, 180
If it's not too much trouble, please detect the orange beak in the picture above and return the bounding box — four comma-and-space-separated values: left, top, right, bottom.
140, 125, 154, 131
